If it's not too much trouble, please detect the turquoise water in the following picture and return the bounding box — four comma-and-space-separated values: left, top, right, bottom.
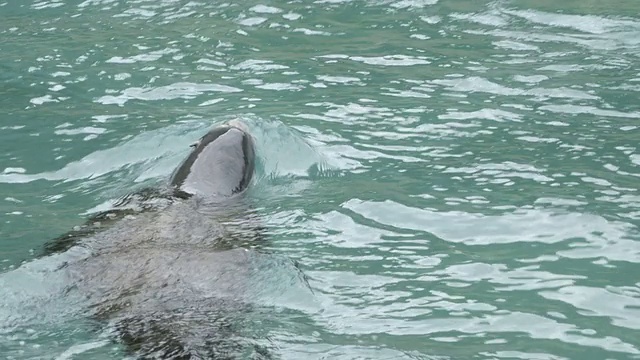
1, 0, 640, 358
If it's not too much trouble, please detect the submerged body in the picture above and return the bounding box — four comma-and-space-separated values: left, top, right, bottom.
63, 200, 269, 359
45, 121, 274, 359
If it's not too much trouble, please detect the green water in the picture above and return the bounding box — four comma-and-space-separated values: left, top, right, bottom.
1, 0, 640, 358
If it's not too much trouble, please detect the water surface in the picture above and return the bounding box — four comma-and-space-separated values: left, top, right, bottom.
1, 0, 639, 359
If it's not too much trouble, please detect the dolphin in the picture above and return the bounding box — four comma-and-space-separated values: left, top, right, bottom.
170, 119, 256, 199
42, 120, 275, 359
44, 119, 258, 254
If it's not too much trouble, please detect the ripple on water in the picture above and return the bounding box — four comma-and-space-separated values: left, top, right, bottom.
342, 199, 639, 262
1, 0, 640, 359
95, 82, 243, 106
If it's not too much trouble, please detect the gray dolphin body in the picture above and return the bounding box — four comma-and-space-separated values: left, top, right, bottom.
170, 121, 256, 199
45, 121, 274, 359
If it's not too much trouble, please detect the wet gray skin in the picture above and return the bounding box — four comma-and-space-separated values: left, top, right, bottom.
170, 122, 256, 199
45, 122, 281, 359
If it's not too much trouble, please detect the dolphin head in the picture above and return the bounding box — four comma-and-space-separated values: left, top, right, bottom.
169, 120, 256, 199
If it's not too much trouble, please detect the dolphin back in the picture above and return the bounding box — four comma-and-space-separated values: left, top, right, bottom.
170, 123, 256, 198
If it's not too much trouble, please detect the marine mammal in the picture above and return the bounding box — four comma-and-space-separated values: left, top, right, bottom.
43, 120, 258, 255
42, 120, 274, 359
170, 120, 255, 199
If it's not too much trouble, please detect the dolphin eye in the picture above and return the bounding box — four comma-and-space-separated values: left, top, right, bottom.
189, 141, 200, 148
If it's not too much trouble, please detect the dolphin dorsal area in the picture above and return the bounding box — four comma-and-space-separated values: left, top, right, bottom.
170, 122, 256, 200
